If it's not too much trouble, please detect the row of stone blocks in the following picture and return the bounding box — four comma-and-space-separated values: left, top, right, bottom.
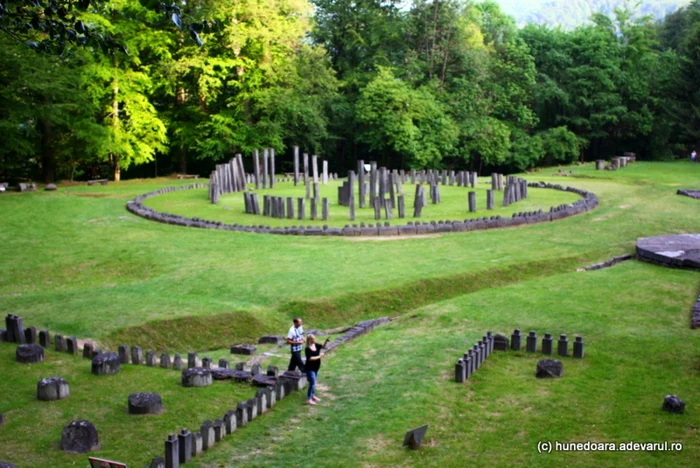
2, 314, 100, 358
455, 332, 495, 383
493, 329, 585, 358
150, 372, 307, 468
125, 182, 599, 237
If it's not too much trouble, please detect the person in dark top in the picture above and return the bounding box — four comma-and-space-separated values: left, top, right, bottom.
304, 334, 330, 405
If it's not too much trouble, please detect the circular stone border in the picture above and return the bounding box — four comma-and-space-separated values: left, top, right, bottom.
126, 182, 598, 237
636, 234, 700, 270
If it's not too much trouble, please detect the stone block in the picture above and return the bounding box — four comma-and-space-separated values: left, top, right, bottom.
92, 352, 120, 375
536, 359, 563, 378
181, 368, 212, 387
37, 377, 70, 401
128, 393, 163, 415
16, 344, 44, 363
662, 395, 685, 414
60, 420, 99, 453
230, 344, 257, 355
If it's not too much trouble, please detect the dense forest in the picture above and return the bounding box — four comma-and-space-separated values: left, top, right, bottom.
1, 0, 699, 183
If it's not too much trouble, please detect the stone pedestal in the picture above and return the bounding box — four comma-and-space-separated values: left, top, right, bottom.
37, 377, 70, 401
128, 393, 163, 414
92, 352, 120, 375
536, 359, 563, 378
60, 420, 99, 453
181, 368, 212, 387
16, 344, 44, 363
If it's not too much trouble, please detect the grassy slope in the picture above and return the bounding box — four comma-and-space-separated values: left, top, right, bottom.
0, 162, 699, 466
0, 162, 698, 351
196, 261, 700, 467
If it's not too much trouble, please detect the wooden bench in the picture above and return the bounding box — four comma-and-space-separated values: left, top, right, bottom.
87, 179, 109, 186
176, 174, 200, 179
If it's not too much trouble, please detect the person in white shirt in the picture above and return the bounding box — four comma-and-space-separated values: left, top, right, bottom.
286, 317, 305, 372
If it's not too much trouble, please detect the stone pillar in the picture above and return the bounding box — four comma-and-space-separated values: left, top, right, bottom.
573, 336, 584, 358
310, 198, 317, 220
286, 197, 295, 219
178, 429, 192, 464
187, 352, 197, 369
398, 195, 405, 218
511, 329, 521, 351
455, 359, 466, 383
312, 155, 319, 184
269, 148, 275, 189
131, 346, 143, 365
39, 330, 50, 347
164, 434, 179, 468
322, 198, 329, 221
557, 334, 568, 357
294, 146, 300, 185
262, 148, 269, 189
323, 160, 328, 185
468, 191, 476, 212
253, 149, 261, 190
369, 161, 377, 207
526, 331, 537, 353
297, 198, 305, 220
542, 333, 553, 355
487, 190, 494, 210
358, 159, 365, 208
303, 153, 309, 185
373, 198, 382, 220
348, 171, 356, 221
24, 326, 37, 344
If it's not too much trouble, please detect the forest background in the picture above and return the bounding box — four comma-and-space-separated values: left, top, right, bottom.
1, 0, 699, 183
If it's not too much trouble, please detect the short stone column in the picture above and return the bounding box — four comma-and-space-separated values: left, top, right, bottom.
181, 368, 212, 387
573, 336, 584, 358
37, 377, 70, 401
557, 334, 569, 357
128, 393, 163, 415
526, 331, 537, 353
60, 420, 99, 453
541, 333, 553, 355
92, 352, 120, 375
510, 329, 521, 351
16, 344, 44, 363
536, 359, 563, 378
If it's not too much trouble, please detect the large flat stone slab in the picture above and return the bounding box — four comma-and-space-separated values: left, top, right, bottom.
637, 234, 700, 269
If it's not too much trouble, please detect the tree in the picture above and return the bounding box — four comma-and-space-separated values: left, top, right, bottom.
355, 67, 458, 168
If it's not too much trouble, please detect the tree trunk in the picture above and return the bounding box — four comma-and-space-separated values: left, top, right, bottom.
112, 57, 120, 182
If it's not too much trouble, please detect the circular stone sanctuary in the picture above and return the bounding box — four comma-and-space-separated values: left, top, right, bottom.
127, 176, 598, 237
636, 234, 700, 269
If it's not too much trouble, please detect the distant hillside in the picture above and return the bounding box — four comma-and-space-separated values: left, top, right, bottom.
495, 0, 691, 29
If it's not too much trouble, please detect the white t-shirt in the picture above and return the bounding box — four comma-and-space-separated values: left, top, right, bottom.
288, 325, 304, 352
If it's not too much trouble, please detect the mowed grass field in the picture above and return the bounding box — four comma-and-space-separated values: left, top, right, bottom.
0, 161, 699, 466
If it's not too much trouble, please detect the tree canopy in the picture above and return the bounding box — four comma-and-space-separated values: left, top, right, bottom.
1, 0, 698, 182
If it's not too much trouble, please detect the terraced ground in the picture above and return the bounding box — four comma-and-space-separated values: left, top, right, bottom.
0, 161, 698, 467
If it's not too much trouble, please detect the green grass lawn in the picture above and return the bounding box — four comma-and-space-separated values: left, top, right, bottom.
0, 161, 699, 466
